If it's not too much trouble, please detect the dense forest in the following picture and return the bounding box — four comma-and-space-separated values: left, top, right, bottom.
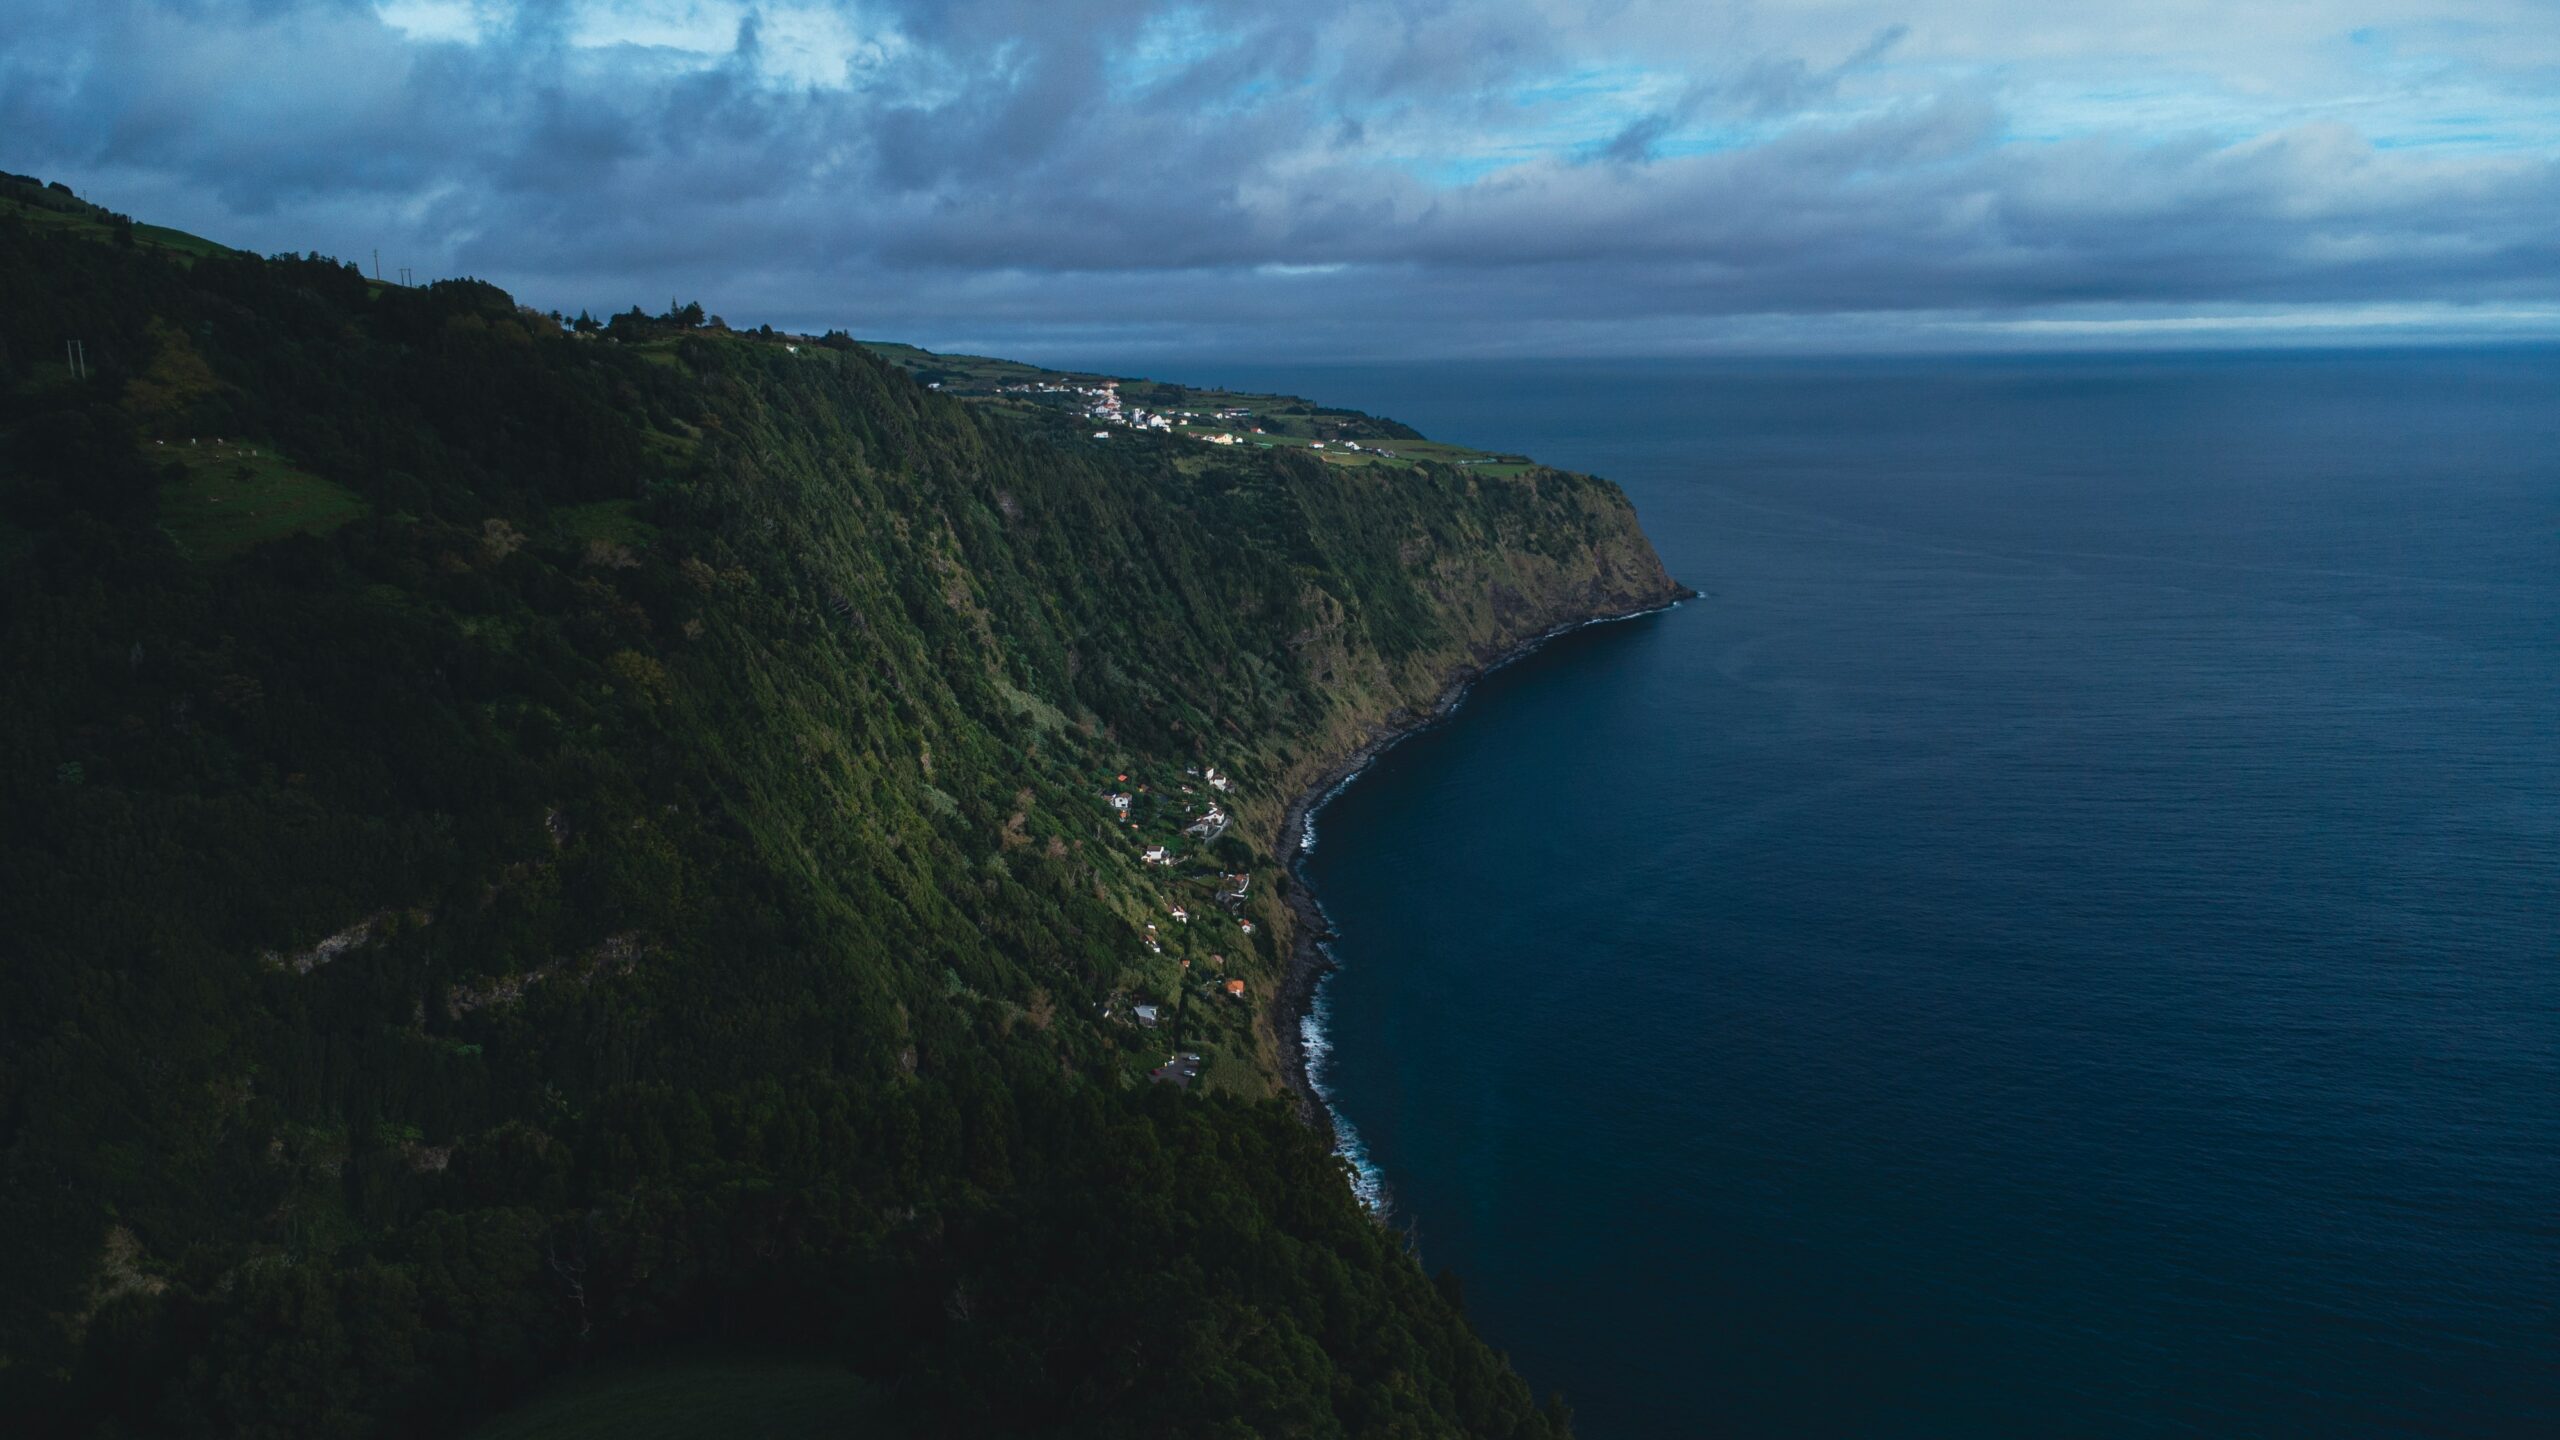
0, 176, 1682, 1437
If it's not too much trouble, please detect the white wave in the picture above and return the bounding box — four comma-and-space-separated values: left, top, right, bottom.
1298, 757, 1372, 857
1289, 598, 1684, 1213
1301, 964, 1389, 1212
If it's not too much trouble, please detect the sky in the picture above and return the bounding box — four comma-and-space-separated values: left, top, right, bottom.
4, 0, 2557, 358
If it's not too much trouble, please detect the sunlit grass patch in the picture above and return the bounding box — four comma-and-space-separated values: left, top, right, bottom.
555, 498, 658, 547
0, 191, 233, 262
155, 443, 365, 558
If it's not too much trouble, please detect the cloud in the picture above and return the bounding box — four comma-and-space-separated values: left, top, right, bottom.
2, 0, 2555, 355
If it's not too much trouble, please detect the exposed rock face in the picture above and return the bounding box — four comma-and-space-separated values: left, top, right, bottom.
446, 931, 649, 1015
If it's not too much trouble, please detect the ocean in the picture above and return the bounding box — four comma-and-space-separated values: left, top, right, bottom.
1198, 351, 2560, 1437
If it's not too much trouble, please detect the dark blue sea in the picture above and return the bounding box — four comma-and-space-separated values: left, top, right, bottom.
1194, 351, 2560, 1437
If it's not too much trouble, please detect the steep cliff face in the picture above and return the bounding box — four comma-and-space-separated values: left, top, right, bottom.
0, 187, 1677, 1437
1181, 460, 1686, 1103
1253, 471, 1682, 813
1230, 473, 1687, 1110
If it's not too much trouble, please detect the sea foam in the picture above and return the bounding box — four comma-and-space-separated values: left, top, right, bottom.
1301, 960, 1389, 1212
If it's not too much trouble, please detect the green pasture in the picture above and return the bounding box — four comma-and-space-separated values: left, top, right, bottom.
1, 188, 233, 261
556, 498, 659, 546
155, 443, 366, 558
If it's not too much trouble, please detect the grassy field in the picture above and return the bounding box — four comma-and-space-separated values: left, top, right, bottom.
463, 1353, 889, 1440
1, 183, 235, 261
155, 442, 367, 559
556, 497, 659, 546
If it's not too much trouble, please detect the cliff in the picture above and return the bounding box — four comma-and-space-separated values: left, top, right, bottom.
0, 176, 1677, 1437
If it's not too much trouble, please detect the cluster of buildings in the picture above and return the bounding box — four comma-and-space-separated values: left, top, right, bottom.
1000, 379, 1116, 403
1002, 379, 1178, 434
1004, 379, 1275, 447
1097, 762, 1264, 1089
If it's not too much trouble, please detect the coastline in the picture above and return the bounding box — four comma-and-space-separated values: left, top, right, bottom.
1268, 588, 1695, 1164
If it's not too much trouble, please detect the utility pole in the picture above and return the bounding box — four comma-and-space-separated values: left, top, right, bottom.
373, 248, 381, 280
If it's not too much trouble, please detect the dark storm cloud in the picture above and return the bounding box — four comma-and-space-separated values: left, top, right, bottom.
4, 0, 2556, 353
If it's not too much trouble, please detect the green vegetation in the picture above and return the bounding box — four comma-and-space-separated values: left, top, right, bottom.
156, 442, 367, 557
459, 1353, 886, 1440
0, 172, 235, 261
0, 178, 1678, 1438
553, 498, 659, 547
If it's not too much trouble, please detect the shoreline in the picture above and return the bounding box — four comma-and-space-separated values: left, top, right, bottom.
1268, 588, 1695, 1160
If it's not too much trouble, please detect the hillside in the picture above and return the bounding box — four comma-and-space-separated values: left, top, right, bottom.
0, 176, 1684, 1438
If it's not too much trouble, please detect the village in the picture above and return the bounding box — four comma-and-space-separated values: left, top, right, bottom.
855, 342, 1552, 472
1051, 379, 1410, 457
996, 377, 1276, 450
1085, 754, 1275, 1096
